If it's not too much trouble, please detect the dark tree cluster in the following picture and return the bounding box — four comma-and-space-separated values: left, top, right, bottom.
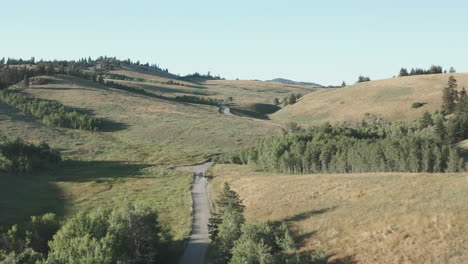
223, 118, 466, 174
283, 93, 303, 106
0, 90, 102, 131
178, 72, 224, 82
209, 183, 326, 264
399, 65, 445, 77
357, 76, 371, 83
104, 73, 145, 82
0, 204, 177, 263
174, 95, 223, 106
0, 136, 61, 172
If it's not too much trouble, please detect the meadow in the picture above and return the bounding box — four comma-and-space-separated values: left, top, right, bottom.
209, 164, 468, 264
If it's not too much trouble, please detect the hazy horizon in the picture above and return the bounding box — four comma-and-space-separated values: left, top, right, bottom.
2, 0, 468, 85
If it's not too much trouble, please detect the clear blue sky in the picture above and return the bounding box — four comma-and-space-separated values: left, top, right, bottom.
2, 0, 467, 85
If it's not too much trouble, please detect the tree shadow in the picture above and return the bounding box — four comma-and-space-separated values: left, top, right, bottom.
329, 254, 358, 264
0, 160, 155, 229
51, 160, 153, 182
99, 118, 129, 132
0, 172, 66, 228
282, 207, 336, 222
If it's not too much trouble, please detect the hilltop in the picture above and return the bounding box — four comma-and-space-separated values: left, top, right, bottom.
267, 78, 323, 87
272, 73, 468, 124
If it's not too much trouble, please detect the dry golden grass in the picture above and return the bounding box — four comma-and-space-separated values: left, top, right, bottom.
210, 164, 468, 264
272, 73, 468, 125
107, 69, 320, 112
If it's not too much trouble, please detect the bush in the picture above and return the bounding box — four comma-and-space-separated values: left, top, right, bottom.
48, 204, 165, 264
0, 137, 61, 172
411, 102, 426, 108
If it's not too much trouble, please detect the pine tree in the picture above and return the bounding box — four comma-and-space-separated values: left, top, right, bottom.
420, 111, 433, 128
434, 116, 446, 141
446, 148, 462, 172
442, 76, 458, 114
399, 68, 409, 77
341, 81, 346, 87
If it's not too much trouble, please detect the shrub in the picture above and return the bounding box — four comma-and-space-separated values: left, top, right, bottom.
411, 102, 426, 108
0, 137, 61, 172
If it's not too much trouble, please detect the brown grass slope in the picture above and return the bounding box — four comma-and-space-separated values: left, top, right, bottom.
272, 73, 468, 125
210, 164, 468, 264
108, 68, 320, 117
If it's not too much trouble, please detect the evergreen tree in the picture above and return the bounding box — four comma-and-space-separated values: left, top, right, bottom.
420, 111, 434, 128
442, 76, 458, 114
449, 67, 456, 73
273, 98, 280, 105
208, 183, 245, 240
399, 68, 409, 77
434, 116, 446, 141
357, 76, 371, 83
446, 148, 463, 172
341, 81, 346, 87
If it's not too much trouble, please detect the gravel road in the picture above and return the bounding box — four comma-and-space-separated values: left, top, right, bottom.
174, 161, 212, 264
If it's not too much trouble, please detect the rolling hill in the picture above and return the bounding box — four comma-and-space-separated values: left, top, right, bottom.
272, 73, 468, 125
267, 78, 323, 87
0, 63, 316, 242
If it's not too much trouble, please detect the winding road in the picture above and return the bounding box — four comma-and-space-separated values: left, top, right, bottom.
174, 161, 213, 264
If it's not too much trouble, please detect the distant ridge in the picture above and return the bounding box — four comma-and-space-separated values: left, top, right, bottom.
267, 78, 323, 87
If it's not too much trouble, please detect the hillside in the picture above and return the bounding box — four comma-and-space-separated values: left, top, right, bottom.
210, 164, 468, 264
108, 67, 320, 118
0, 72, 289, 241
267, 78, 323, 87
272, 73, 468, 124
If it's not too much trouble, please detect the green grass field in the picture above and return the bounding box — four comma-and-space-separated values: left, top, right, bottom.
0, 72, 293, 241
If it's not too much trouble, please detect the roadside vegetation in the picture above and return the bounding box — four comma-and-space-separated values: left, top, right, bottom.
208, 183, 327, 264
0, 204, 180, 263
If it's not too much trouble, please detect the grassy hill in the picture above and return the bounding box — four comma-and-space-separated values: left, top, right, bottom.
272, 73, 468, 125
108, 67, 320, 118
210, 164, 468, 264
0, 72, 295, 242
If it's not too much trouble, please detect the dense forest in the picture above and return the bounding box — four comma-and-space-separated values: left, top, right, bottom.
223, 77, 468, 174
0, 204, 179, 263
0, 136, 61, 172
208, 183, 327, 264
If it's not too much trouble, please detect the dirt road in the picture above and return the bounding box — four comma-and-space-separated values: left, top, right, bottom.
174, 161, 212, 264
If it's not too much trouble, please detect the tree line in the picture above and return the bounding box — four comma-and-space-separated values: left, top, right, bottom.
178, 72, 224, 82
0, 204, 178, 263
0, 136, 61, 173
0, 90, 103, 131
208, 183, 327, 264
398, 65, 455, 77
223, 77, 468, 174
174, 95, 224, 106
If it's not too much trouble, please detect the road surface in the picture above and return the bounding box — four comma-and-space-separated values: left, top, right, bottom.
174, 161, 213, 264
